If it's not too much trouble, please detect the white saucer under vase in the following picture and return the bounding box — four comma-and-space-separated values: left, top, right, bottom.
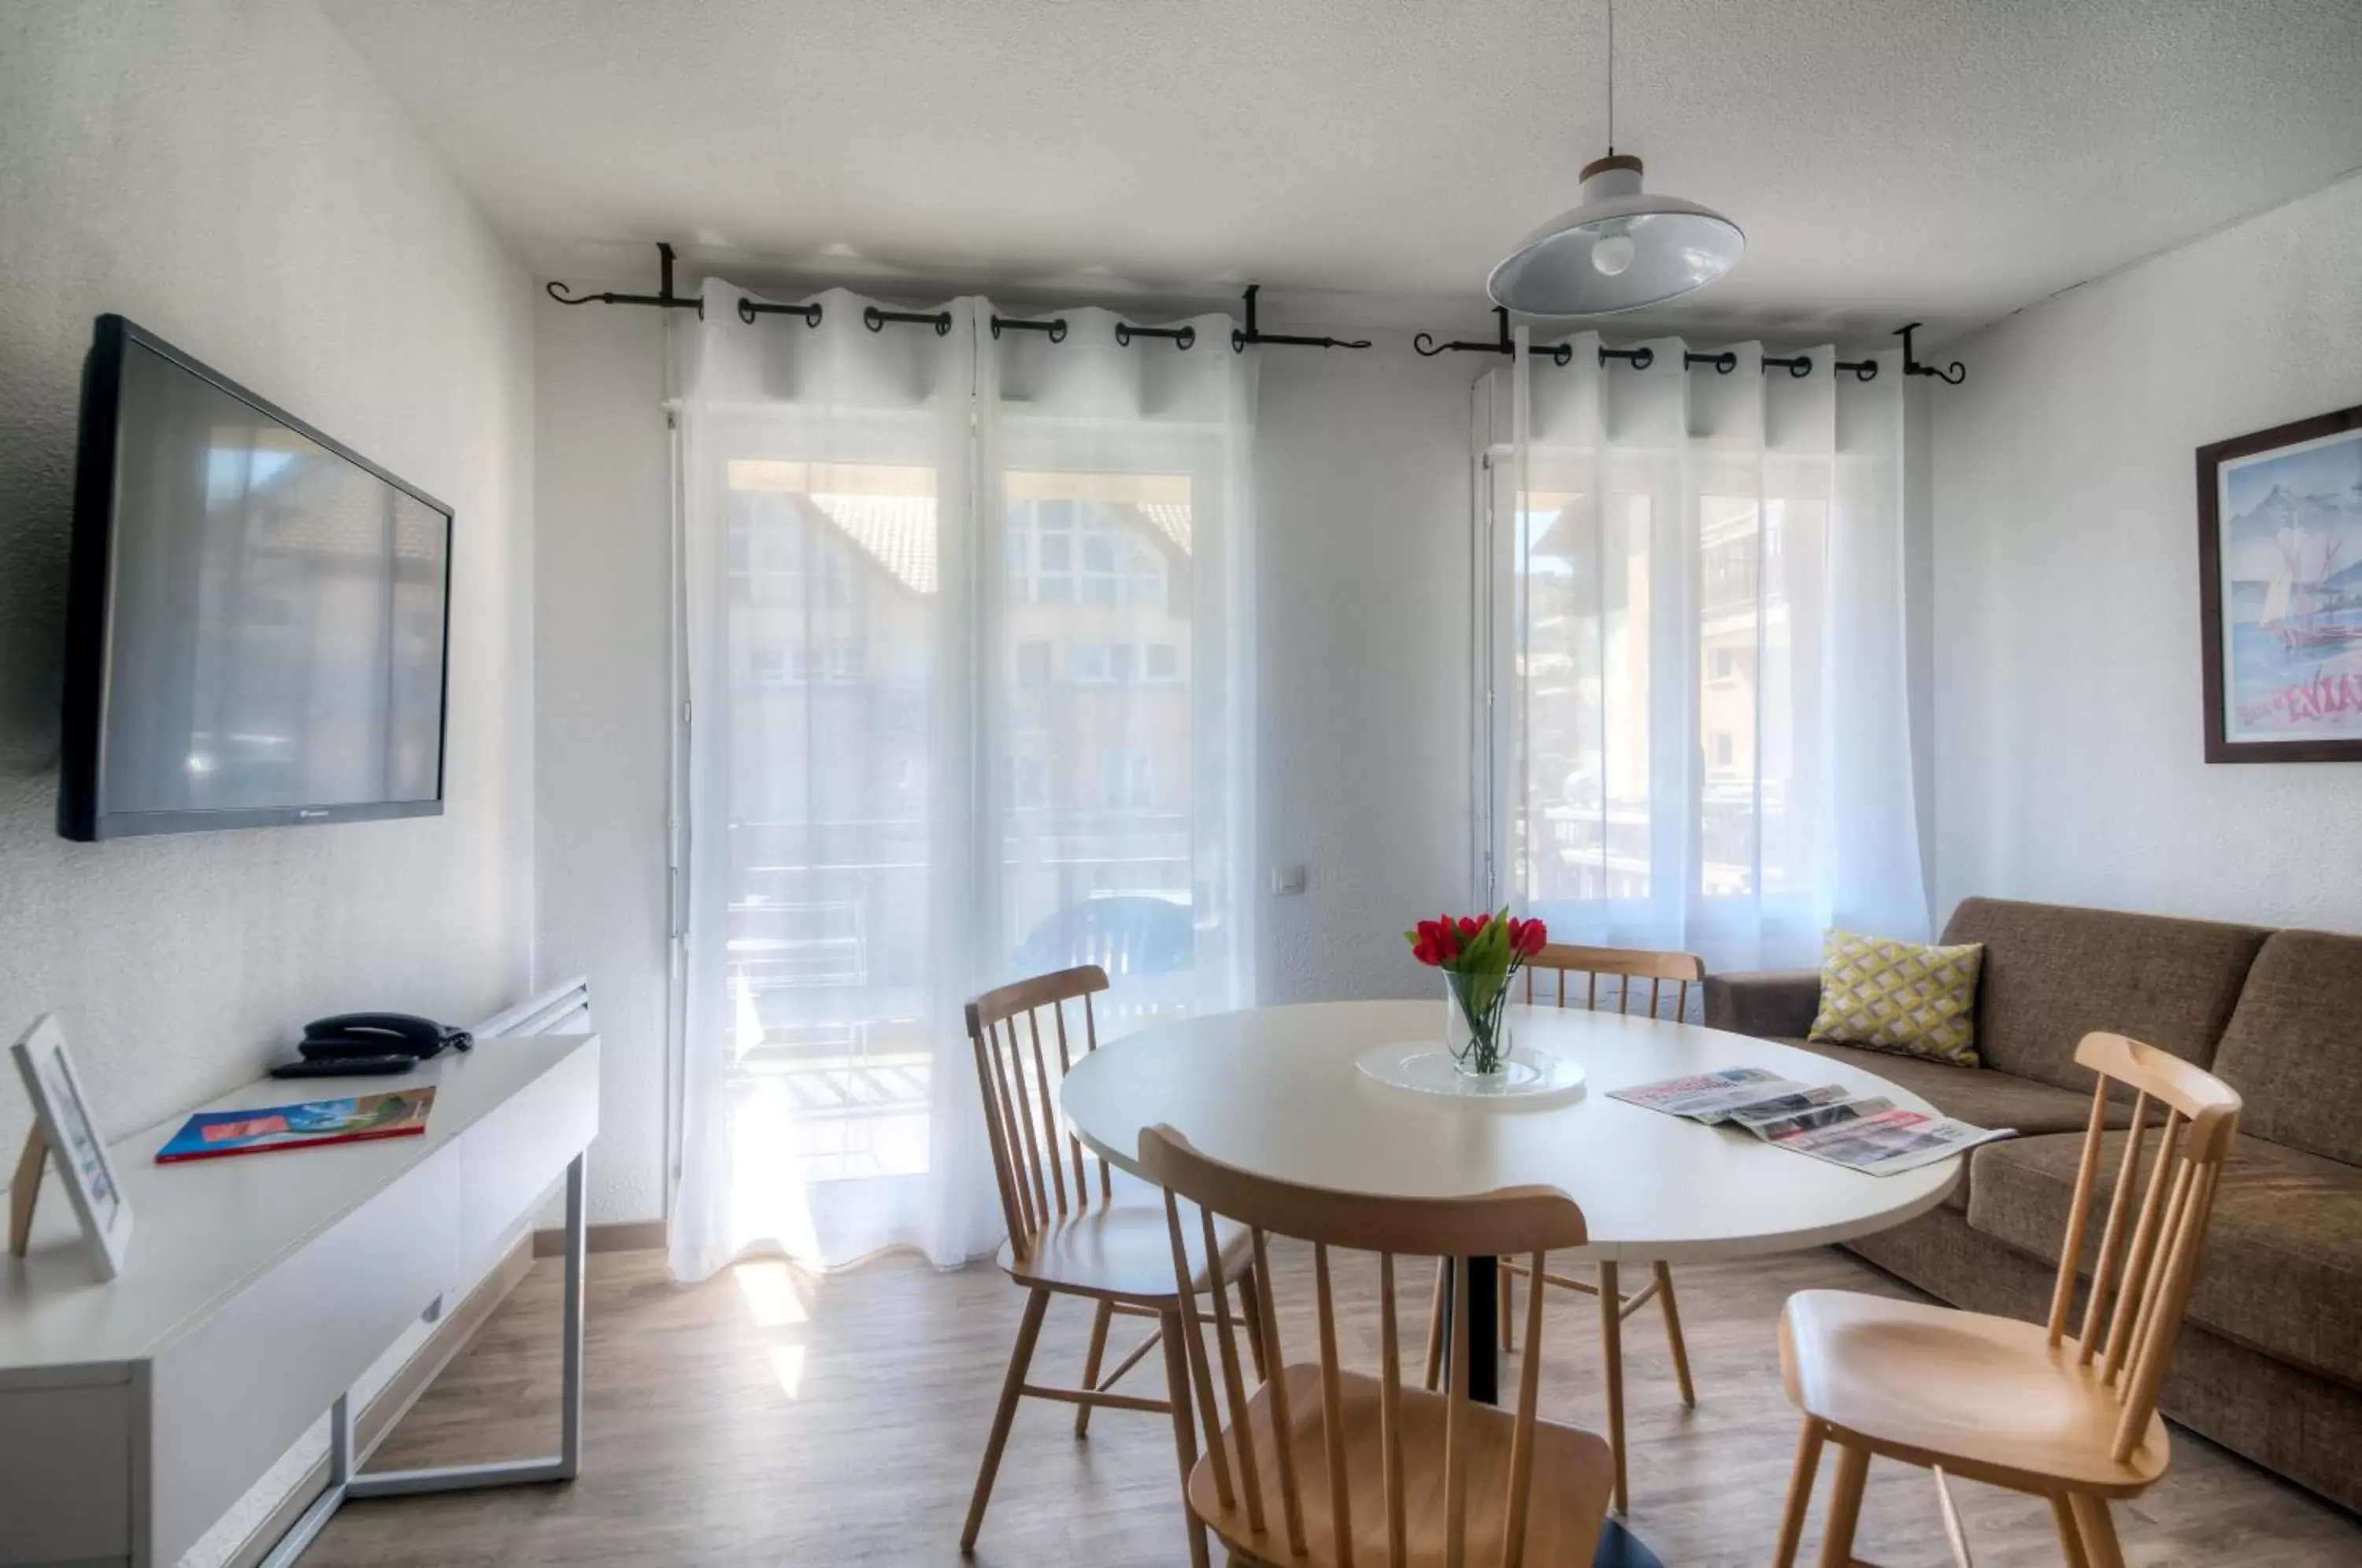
1353, 1041, 1586, 1104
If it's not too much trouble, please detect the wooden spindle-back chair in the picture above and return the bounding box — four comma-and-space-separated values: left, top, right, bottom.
961, 965, 1261, 1568
1773, 1031, 2243, 1568
1141, 1124, 1616, 1568
1426, 941, 1706, 1514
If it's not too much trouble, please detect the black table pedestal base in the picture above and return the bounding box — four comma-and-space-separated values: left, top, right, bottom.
1450, 1256, 1666, 1568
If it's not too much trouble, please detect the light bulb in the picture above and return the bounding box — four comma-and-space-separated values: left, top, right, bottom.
1590, 233, 1637, 276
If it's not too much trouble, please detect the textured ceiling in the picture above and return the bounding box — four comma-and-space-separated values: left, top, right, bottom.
321, 0, 2362, 340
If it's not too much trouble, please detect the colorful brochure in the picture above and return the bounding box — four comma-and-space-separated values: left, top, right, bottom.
156, 1087, 435, 1163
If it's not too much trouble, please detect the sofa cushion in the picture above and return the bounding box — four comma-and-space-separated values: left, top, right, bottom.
1775, 1037, 2118, 1211
1809, 930, 1984, 1067
1968, 1130, 2362, 1390
2209, 930, 2362, 1168
1938, 897, 2268, 1093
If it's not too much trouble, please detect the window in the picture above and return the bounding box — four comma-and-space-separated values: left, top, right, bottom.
1068, 641, 1112, 682
1100, 748, 1154, 808
1016, 640, 1051, 687
1486, 352, 1921, 978
747, 642, 866, 686
1146, 642, 1179, 682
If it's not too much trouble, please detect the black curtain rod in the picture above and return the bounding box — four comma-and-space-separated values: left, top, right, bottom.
1411, 304, 1901, 381
1896, 322, 1965, 383
546, 241, 707, 316
548, 246, 1948, 383
1416, 308, 1577, 364
1231, 286, 1371, 353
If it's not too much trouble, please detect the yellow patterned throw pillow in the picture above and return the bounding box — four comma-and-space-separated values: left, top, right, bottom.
1809, 930, 1984, 1068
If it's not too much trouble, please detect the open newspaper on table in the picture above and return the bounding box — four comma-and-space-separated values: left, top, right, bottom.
1609, 1067, 2012, 1176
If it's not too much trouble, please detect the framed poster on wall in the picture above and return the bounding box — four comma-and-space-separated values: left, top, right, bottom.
2197, 402, 2362, 762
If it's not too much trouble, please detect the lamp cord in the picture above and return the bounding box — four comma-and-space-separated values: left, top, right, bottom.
1606, 0, 1615, 154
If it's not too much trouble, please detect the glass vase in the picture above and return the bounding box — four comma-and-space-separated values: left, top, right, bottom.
1442, 967, 1513, 1078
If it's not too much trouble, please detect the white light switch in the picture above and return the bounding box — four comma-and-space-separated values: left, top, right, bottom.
1271, 864, 1308, 896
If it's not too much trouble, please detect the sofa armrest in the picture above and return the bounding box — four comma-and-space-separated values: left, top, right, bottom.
1704, 970, 1823, 1038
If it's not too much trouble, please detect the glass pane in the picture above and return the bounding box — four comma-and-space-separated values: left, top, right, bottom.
720, 458, 938, 1185
1761, 496, 1826, 895
1000, 472, 1197, 1019
1699, 494, 1760, 897
1515, 487, 1651, 902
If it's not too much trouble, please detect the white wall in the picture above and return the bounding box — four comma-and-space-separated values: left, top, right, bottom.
532, 298, 672, 1223
528, 301, 1487, 1222
1932, 173, 2362, 932
1255, 338, 1486, 1000
0, 0, 536, 1163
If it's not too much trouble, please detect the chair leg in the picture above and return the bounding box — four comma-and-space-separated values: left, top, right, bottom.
1159, 1307, 1212, 1568
1235, 1262, 1269, 1383
1652, 1261, 1696, 1408
1818, 1440, 1870, 1568
1423, 1256, 1448, 1392
1772, 1418, 1824, 1568
1597, 1259, 1627, 1514
1075, 1299, 1115, 1437
1499, 1257, 1516, 1353
961, 1287, 1050, 1553
2068, 1495, 2125, 1568
2050, 1494, 2090, 1568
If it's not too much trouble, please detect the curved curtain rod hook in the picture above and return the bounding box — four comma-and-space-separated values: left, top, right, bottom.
1412, 332, 1447, 357
1895, 322, 1966, 384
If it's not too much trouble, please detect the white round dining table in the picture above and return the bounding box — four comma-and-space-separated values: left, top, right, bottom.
1061, 999, 1962, 1262
1058, 998, 1966, 1568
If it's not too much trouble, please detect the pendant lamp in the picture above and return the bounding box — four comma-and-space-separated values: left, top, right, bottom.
1486, 2, 1742, 316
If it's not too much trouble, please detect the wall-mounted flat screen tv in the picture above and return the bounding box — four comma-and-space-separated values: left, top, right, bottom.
57, 315, 453, 840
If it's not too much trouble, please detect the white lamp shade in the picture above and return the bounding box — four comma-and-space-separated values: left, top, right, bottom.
1487, 156, 1743, 316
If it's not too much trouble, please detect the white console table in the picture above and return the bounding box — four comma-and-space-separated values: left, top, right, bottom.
0, 1026, 599, 1568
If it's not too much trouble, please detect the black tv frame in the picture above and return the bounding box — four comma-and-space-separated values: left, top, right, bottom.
58, 314, 455, 841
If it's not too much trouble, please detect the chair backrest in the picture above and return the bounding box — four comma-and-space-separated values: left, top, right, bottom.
1140, 1124, 1587, 1568
2043, 1031, 2242, 1463
1522, 943, 1704, 1022
966, 964, 1113, 1251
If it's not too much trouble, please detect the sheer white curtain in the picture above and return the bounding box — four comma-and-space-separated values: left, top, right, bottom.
1478, 335, 1924, 976
672, 281, 1254, 1281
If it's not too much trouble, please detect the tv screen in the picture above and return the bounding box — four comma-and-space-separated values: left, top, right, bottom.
58, 316, 452, 840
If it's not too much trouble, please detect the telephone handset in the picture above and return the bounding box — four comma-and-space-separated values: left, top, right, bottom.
301, 1012, 472, 1061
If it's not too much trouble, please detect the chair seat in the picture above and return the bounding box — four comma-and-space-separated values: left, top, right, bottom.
1000, 1199, 1254, 1302
1189, 1363, 1614, 1567
1779, 1289, 2171, 1496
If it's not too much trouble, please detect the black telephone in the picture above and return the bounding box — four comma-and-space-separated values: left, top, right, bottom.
269, 1013, 472, 1079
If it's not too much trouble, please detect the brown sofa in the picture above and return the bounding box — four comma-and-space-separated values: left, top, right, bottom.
1706, 897, 2362, 1511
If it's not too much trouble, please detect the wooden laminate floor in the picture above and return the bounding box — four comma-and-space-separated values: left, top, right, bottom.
310, 1244, 2360, 1566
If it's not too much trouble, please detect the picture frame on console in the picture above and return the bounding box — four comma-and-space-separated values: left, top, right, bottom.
9, 1014, 134, 1279
2197, 402, 2362, 762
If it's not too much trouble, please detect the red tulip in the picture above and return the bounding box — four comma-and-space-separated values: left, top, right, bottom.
1457, 914, 1482, 939
1519, 919, 1548, 956
1412, 936, 1441, 966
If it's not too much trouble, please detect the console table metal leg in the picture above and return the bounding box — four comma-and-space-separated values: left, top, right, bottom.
257, 1396, 352, 1568
264, 1150, 591, 1560
557, 1145, 586, 1477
